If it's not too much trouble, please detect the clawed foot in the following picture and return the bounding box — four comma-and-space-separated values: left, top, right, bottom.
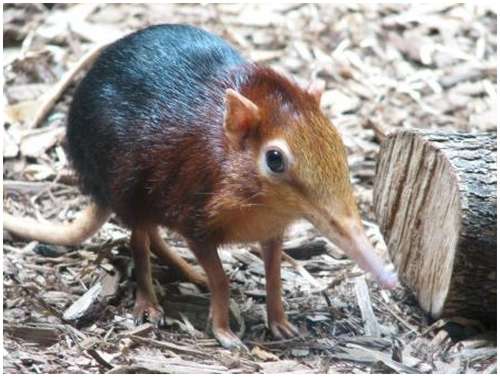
188, 272, 209, 289
213, 327, 248, 351
269, 318, 301, 339
133, 297, 164, 326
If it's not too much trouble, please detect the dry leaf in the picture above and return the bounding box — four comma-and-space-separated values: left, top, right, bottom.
22, 163, 56, 181
5, 100, 42, 124
19, 126, 65, 158
3, 128, 20, 158
251, 346, 279, 361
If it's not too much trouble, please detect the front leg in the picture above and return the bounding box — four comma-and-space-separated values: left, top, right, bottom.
260, 236, 300, 339
189, 241, 246, 350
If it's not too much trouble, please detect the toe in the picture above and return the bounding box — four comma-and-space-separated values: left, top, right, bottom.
133, 302, 164, 326
146, 306, 164, 325
213, 328, 248, 351
270, 319, 300, 339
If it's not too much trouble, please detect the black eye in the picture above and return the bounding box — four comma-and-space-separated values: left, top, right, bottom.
266, 149, 285, 173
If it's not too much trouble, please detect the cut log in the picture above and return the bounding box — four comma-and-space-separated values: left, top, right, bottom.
373, 129, 496, 323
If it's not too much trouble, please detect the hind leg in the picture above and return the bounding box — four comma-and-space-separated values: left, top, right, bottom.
148, 227, 208, 287
130, 227, 163, 325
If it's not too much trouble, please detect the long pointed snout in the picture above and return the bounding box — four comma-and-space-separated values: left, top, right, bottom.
307, 209, 398, 289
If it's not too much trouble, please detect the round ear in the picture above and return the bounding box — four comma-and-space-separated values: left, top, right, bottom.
306, 80, 325, 105
223, 89, 260, 146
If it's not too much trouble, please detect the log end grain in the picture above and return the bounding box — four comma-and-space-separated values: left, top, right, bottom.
374, 129, 496, 323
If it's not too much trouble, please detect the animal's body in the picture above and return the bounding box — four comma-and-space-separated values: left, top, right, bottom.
4, 24, 397, 349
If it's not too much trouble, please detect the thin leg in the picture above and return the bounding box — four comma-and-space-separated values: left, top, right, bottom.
260, 236, 300, 339
189, 241, 245, 350
148, 227, 208, 287
130, 227, 163, 325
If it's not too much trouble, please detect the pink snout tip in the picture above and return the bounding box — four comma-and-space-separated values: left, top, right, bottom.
376, 269, 399, 289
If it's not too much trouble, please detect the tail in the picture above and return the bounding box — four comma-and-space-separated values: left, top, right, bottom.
3, 204, 111, 246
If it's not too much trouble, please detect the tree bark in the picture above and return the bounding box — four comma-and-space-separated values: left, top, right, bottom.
373, 129, 496, 324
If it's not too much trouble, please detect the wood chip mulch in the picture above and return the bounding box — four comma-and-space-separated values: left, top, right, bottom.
3, 3, 497, 374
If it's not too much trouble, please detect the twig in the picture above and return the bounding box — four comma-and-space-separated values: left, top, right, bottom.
129, 335, 209, 358
372, 295, 420, 335
363, 118, 387, 142
348, 344, 421, 373
4, 180, 70, 195
246, 337, 303, 346
482, 362, 497, 374
281, 251, 334, 306
87, 349, 115, 370
30, 41, 113, 129
354, 276, 381, 337
281, 251, 324, 290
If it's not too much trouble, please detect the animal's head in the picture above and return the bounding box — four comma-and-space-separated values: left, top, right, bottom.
222, 66, 397, 289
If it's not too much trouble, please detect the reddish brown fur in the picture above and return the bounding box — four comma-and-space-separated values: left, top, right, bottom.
4, 25, 394, 350
6, 66, 358, 348
87, 65, 354, 249
205, 66, 357, 245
